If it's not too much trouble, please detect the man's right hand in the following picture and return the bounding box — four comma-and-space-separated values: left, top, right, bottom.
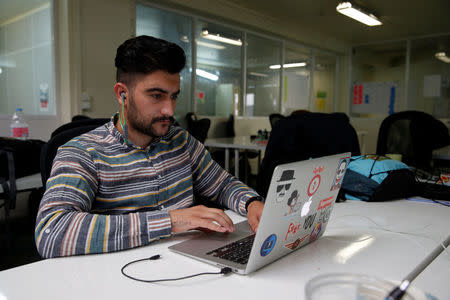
169, 205, 235, 233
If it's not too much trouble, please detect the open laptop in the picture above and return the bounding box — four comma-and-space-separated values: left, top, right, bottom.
169, 153, 351, 274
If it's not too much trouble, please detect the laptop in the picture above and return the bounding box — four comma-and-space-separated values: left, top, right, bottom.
169, 153, 351, 274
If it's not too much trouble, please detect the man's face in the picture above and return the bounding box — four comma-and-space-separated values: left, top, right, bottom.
126, 70, 180, 138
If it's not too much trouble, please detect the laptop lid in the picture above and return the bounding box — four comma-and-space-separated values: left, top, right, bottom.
169, 153, 350, 274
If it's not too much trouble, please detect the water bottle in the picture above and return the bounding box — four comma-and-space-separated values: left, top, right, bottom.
10, 108, 29, 139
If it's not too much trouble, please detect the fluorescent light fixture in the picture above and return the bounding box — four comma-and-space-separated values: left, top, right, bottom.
181, 35, 226, 50
269, 62, 307, 69
435, 52, 450, 63
197, 40, 226, 50
249, 71, 268, 77
201, 29, 242, 46
196, 69, 219, 81
336, 2, 382, 26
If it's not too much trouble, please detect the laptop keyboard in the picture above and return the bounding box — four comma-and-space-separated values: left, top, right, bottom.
206, 234, 256, 265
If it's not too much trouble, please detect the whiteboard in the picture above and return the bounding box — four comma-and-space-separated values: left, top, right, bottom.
351, 82, 398, 114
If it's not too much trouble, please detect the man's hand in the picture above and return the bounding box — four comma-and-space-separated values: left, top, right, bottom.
247, 200, 264, 232
169, 205, 235, 233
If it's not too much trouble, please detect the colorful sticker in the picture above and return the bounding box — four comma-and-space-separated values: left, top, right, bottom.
260, 234, 277, 257
309, 222, 322, 242
284, 189, 301, 216
318, 196, 334, 210
318, 207, 332, 224
284, 234, 309, 250
330, 157, 350, 191
307, 174, 321, 197
303, 213, 317, 230
285, 221, 302, 241
276, 170, 296, 203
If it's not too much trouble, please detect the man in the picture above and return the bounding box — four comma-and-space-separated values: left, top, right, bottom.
35, 35, 264, 258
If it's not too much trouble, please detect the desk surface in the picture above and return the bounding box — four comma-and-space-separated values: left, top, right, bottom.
0, 173, 42, 193
0, 200, 449, 300
205, 136, 267, 151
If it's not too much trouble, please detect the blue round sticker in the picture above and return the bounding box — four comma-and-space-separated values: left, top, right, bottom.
260, 234, 277, 256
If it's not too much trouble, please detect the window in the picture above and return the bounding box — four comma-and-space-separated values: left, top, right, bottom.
283, 44, 311, 114
136, 4, 192, 123
195, 21, 242, 116
0, 1, 55, 116
314, 51, 337, 113
409, 35, 450, 119
246, 34, 281, 116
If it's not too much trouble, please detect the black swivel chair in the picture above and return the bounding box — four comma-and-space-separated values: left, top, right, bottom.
257, 112, 361, 198
40, 119, 109, 186
185, 112, 211, 144
376, 111, 450, 171
269, 113, 285, 129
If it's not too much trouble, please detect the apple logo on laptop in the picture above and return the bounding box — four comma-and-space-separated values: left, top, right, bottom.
301, 196, 312, 217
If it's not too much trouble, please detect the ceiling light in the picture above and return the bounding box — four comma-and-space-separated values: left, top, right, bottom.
196, 69, 219, 81
197, 40, 226, 50
201, 29, 242, 46
269, 62, 307, 69
435, 52, 450, 63
249, 72, 268, 77
336, 2, 382, 26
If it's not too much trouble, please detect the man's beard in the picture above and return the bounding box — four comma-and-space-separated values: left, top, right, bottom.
126, 96, 174, 138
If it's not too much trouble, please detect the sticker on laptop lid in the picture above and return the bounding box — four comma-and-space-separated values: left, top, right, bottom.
276, 170, 296, 203
260, 234, 277, 256
284, 221, 301, 241
284, 234, 309, 250
307, 174, 321, 197
317, 196, 334, 210
284, 189, 301, 217
309, 222, 322, 242
330, 157, 350, 191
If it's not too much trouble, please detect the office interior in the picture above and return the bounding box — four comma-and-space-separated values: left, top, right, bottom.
0, 0, 449, 269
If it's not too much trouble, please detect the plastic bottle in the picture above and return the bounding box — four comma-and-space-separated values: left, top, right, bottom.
10, 108, 29, 139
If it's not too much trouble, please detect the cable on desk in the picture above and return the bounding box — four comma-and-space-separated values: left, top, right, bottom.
120, 254, 232, 283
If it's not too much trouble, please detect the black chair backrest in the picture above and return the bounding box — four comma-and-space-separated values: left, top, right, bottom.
257, 112, 360, 198
185, 112, 211, 143
50, 118, 109, 139
376, 111, 450, 170
269, 113, 285, 128
41, 120, 108, 186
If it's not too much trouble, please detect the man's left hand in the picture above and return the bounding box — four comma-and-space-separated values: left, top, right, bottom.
247, 201, 264, 232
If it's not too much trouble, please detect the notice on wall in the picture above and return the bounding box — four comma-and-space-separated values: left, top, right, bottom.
351, 81, 398, 114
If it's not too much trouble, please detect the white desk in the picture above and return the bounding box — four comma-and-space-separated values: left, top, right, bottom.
205, 136, 267, 179
0, 200, 448, 300
0, 173, 42, 194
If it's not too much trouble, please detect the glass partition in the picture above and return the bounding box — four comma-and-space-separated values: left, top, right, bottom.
195, 21, 242, 117
282, 44, 311, 114
0, 1, 55, 116
351, 41, 407, 116
245, 34, 281, 116
409, 35, 450, 119
314, 51, 336, 113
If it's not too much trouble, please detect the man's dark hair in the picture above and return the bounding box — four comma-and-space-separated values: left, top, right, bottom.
115, 35, 186, 86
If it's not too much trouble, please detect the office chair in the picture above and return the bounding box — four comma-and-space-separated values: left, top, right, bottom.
40, 120, 109, 186
257, 112, 360, 198
50, 118, 109, 139
185, 112, 211, 143
269, 113, 285, 128
376, 111, 450, 171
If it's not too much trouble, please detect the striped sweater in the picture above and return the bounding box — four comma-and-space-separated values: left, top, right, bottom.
35, 119, 259, 258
